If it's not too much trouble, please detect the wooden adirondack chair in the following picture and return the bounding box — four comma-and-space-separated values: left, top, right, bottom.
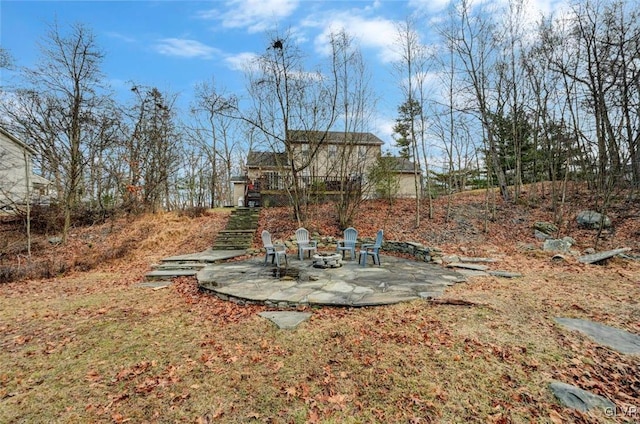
295, 227, 317, 260
336, 227, 358, 260
359, 229, 383, 266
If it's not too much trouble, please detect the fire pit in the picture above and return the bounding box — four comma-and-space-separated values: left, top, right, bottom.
312, 253, 343, 269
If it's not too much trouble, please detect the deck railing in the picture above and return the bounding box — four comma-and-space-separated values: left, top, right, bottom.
252, 174, 362, 193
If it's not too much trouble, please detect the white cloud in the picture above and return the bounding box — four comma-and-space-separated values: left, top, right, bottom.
373, 115, 398, 152
198, 0, 300, 33
306, 12, 399, 63
408, 0, 451, 14
104, 31, 137, 44
225, 52, 259, 71
155, 38, 220, 59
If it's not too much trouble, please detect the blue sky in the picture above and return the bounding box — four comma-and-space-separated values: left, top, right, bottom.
1, 0, 560, 150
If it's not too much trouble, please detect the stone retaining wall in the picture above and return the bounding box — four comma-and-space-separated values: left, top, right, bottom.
250, 235, 443, 264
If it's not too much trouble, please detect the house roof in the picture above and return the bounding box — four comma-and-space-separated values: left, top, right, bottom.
287, 130, 384, 146
387, 156, 418, 173
246, 151, 289, 168
0, 126, 37, 155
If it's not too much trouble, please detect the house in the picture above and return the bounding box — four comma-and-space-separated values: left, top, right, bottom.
233, 130, 420, 207
384, 156, 421, 198
0, 126, 51, 210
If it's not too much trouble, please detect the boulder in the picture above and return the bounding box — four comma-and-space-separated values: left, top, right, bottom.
578, 247, 632, 264
534, 230, 552, 241
555, 317, 640, 354
549, 381, 615, 412
48, 236, 63, 245
543, 238, 572, 253
576, 210, 611, 229
534, 221, 558, 235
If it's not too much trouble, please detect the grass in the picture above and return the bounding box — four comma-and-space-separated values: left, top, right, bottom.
1, 201, 639, 423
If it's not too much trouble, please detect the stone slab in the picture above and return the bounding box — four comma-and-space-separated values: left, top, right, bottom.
163, 249, 246, 263
322, 281, 356, 293
488, 270, 523, 278
145, 269, 198, 280
258, 311, 312, 329
455, 269, 489, 278
136, 281, 173, 289
578, 248, 632, 264
197, 255, 466, 308
446, 262, 489, 271
354, 292, 418, 306
459, 257, 498, 263
268, 287, 316, 303
549, 381, 615, 412
152, 263, 207, 270
555, 317, 640, 354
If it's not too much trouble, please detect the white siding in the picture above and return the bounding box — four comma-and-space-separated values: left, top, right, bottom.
0, 131, 33, 207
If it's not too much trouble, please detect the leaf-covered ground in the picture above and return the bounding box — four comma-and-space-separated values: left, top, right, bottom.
1, 187, 639, 423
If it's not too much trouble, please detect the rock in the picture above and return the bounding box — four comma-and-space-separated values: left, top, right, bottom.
534, 230, 552, 241
583, 247, 596, 255
576, 210, 611, 229
549, 381, 615, 412
578, 247, 631, 264
446, 263, 489, 271
488, 270, 522, 278
543, 239, 572, 252
534, 221, 558, 235
551, 254, 567, 262
259, 311, 312, 330
48, 236, 63, 245
517, 243, 537, 252
562, 236, 576, 245
442, 255, 460, 264
555, 317, 640, 354
459, 257, 498, 263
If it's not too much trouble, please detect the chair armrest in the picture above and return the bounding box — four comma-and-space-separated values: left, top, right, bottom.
360, 243, 373, 249
308, 240, 317, 248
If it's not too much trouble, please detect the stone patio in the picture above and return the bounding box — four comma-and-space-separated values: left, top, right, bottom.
197, 254, 466, 308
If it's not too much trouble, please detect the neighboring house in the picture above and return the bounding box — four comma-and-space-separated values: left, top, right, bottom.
233, 130, 419, 207
0, 126, 51, 210
385, 156, 421, 198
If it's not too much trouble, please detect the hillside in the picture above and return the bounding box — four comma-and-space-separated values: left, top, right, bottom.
0, 186, 639, 423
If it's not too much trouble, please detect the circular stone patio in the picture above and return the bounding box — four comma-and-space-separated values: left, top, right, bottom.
197, 254, 466, 307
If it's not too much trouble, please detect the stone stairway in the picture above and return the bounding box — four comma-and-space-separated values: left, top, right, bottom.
141, 207, 261, 284
211, 207, 261, 250
143, 250, 246, 283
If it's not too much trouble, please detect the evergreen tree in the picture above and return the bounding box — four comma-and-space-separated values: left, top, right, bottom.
393, 99, 421, 159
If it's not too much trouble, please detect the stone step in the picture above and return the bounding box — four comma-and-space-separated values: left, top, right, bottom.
214, 241, 253, 247
152, 262, 208, 270
145, 269, 199, 281
218, 229, 256, 234
212, 242, 252, 249
215, 233, 254, 239
214, 240, 254, 245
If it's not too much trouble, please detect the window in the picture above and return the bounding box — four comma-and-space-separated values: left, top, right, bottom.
328, 144, 337, 155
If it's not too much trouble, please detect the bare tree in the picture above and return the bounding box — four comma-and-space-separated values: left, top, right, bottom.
445, 0, 512, 202
393, 19, 426, 227
327, 30, 378, 229
244, 31, 338, 224
190, 79, 240, 207
124, 85, 181, 212
5, 22, 111, 241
